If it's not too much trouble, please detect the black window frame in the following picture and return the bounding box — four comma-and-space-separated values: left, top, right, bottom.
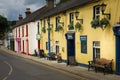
44, 20, 46, 29
46, 42, 49, 50
69, 13, 74, 30
80, 36, 87, 54
93, 5, 100, 19
55, 17, 59, 31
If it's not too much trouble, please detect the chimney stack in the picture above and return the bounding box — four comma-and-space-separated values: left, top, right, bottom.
46, 0, 54, 9
18, 14, 23, 20
25, 8, 31, 17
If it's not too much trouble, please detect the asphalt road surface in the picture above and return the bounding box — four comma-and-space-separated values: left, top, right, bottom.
0, 49, 87, 80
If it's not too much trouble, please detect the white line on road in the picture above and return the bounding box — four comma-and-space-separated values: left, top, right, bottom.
2, 61, 13, 80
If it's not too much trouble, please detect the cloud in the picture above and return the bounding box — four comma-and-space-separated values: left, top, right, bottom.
0, 0, 46, 21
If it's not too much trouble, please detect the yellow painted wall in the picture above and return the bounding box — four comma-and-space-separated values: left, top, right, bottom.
40, 0, 120, 71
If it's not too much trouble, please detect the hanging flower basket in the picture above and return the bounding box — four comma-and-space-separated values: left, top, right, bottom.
56, 25, 63, 32
42, 27, 46, 33
91, 19, 100, 29
68, 22, 74, 30
100, 17, 109, 29
47, 27, 52, 31
75, 22, 82, 31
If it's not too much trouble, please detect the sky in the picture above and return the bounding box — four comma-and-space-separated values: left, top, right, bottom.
0, 0, 59, 21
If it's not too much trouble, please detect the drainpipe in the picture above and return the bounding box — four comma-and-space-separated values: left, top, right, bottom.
37, 22, 40, 51
47, 18, 51, 53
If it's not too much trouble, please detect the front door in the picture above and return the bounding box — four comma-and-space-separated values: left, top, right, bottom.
113, 25, 120, 75
65, 32, 76, 65
115, 37, 120, 75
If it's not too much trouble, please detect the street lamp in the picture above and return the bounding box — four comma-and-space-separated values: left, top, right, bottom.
75, 10, 83, 24
101, 3, 111, 20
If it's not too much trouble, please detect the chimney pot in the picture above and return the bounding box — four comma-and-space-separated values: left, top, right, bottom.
18, 14, 23, 20
25, 8, 31, 17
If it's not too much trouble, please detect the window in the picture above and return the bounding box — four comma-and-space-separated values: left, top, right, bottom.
44, 20, 46, 29
26, 25, 28, 37
69, 13, 74, 30
93, 41, 100, 59
80, 36, 87, 53
19, 27, 20, 37
55, 17, 59, 31
93, 5, 100, 19
22, 26, 24, 37
16, 28, 17, 37
46, 42, 49, 50
70, 13, 74, 23
56, 41, 59, 54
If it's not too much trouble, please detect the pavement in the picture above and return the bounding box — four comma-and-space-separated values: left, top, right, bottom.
0, 46, 120, 80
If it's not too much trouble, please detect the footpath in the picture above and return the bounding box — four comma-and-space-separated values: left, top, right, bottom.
0, 46, 120, 80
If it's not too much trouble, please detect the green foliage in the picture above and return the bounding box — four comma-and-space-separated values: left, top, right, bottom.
8, 21, 16, 26
56, 25, 63, 32
75, 22, 82, 31
91, 18, 110, 30
47, 27, 52, 31
68, 22, 74, 30
100, 18, 109, 27
42, 27, 46, 33
91, 19, 100, 28
0, 15, 9, 39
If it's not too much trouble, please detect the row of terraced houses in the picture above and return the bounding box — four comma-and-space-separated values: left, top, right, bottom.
12, 0, 120, 75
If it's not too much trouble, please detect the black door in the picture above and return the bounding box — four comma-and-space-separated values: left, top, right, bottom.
65, 32, 76, 65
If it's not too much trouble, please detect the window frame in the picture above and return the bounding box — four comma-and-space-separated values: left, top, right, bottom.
93, 5, 100, 19
69, 13, 74, 30
22, 26, 24, 37
26, 24, 28, 37
80, 36, 87, 54
55, 17, 59, 31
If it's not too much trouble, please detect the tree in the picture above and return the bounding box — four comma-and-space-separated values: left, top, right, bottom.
0, 15, 9, 39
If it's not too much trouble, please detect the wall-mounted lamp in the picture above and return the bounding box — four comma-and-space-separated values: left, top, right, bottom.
101, 3, 111, 20
57, 16, 64, 26
75, 11, 83, 24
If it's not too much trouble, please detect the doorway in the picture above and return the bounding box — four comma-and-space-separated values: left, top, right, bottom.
113, 25, 120, 75
65, 32, 76, 65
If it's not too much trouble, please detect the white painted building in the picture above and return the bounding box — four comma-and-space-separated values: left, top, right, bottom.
13, 0, 54, 55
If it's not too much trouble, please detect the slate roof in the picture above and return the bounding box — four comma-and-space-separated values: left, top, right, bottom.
39, 0, 97, 19
13, 0, 99, 28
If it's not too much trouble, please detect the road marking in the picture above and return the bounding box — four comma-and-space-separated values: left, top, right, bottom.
2, 61, 13, 80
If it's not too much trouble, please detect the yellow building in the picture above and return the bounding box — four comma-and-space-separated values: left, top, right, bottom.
40, 0, 120, 74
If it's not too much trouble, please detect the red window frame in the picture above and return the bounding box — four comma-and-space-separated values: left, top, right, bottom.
16, 28, 17, 37
26, 25, 28, 37
19, 27, 20, 37
22, 26, 24, 37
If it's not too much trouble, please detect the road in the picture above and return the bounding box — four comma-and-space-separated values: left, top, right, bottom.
0, 49, 85, 80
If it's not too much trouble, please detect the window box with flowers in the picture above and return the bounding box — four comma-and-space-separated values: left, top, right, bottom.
42, 27, 46, 33
100, 17, 109, 30
91, 19, 100, 29
56, 25, 63, 32
47, 27, 52, 31
75, 22, 82, 31
68, 22, 74, 30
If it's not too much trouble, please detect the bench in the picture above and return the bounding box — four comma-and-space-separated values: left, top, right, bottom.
46, 52, 56, 60
88, 58, 113, 75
